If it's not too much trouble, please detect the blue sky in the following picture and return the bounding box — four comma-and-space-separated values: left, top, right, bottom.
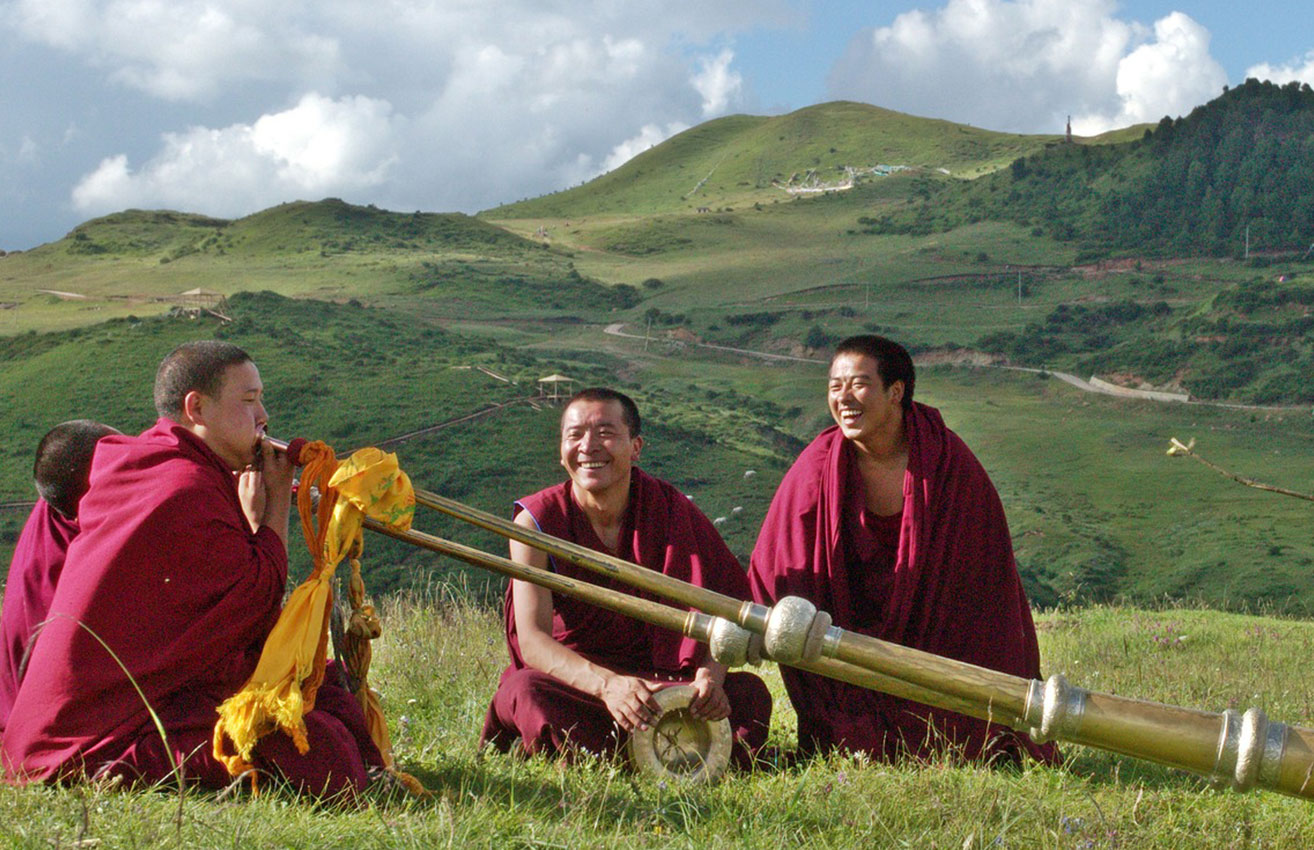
3, 0, 1313, 251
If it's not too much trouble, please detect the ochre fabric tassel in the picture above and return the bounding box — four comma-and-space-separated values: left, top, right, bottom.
212, 442, 422, 793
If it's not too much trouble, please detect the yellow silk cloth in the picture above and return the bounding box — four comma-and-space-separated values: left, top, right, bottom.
212, 442, 415, 786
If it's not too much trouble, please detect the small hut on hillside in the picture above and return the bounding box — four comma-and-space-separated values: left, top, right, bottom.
537, 374, 575, 402
176, 288, 230, 320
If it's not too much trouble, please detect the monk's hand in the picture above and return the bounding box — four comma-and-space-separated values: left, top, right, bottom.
689, 666, 731, 721
259, 438, 295, 501
237, 468, 265, 533
601, 675, 663, 732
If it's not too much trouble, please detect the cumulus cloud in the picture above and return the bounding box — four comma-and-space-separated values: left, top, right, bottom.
1090, 13, 1226, 130
827, 0, 1226, 136
692, 48, 743, 117
602, 123, 691, 173
1246, 53, 1314, 87
71, 93, 400, 215
12, 0, 341, 100
25, 1, 779, 226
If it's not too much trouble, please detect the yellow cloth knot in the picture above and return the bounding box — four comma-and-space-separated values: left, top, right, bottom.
212, 442, 420, 792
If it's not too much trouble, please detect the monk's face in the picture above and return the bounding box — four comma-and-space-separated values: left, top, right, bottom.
190, 360, 269, 470
828, 352, 904, 446
560, 399, 643, 498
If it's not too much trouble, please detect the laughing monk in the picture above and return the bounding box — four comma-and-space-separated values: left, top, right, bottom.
748, 335, 1056, 764
2, 341, 382, 795
481, 388, 771, 764
1, 420, 120, 733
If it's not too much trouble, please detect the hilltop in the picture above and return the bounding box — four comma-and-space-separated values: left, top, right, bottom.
484, 100, 1085, 219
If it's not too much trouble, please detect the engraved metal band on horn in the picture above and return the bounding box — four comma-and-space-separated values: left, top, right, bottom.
763, 596, 825, 664
1215, 706, 1290, 792
708, 617, 758, 668
1024, 674, 1086, 743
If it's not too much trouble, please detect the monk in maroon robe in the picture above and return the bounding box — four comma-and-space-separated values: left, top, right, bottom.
481, 388, 771, 764
1, 420, 119, 734
748, 335, 1056, 764
2, 341, 382, 796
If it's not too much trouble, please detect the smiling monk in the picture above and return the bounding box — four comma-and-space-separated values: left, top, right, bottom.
480, 388, 771, 765
1, 341, 382, 796
748, 336, 1057, 765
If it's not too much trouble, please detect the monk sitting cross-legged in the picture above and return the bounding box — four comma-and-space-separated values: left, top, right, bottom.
1, 341, 382, 796
480, 388, 771, 765
749, 335, 1058, 765
1, 420, 120, 733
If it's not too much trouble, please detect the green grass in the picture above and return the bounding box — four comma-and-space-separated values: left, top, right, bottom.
7, 297, 1310, 610
485, 101, 1071, 220
3, 597, 1313, 847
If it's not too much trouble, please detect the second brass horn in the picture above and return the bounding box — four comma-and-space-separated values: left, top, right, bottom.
274, 435, 1314, 800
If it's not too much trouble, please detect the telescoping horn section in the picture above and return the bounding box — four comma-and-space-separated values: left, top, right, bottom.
261, 435, 309, 466
284, 434, 1314, 799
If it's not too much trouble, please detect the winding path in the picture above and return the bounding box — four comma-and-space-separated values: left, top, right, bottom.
602, 323, 1302, 412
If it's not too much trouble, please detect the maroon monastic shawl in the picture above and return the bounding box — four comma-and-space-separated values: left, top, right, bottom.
0, 501, 79, 733
1, 419, 287, 782
505, 467, 752, 675
748, 403, 1056, 763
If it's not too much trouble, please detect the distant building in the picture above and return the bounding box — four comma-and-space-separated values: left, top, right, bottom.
174, 288, 230, 321
537, 373, 575, 402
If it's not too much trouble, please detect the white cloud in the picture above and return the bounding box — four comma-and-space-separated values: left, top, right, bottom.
827, 0, 1226, 136
1246, 53, 1314, 87
71, 93, 400, 215
1086, 12, 1226, 131
603, 123, 691, 173
10, 1, 790, 243
692, 48, 743, 117
12, 0, 340, 100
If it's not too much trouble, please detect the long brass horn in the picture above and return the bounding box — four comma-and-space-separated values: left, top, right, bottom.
267, 437, 1314, 800
409, 486, 1314, 800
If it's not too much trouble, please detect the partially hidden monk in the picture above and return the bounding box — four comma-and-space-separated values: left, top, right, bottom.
481, 388, 771, 764
2, 341, 383, 796
748, 335, 1057, 764
1, 420, 120, 733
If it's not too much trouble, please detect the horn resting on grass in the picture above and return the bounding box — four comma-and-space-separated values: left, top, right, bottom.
267, 436, 1314, 797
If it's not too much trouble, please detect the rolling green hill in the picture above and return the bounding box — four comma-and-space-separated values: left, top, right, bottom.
0, 199, 628, 331
2, 95, 1312, 610
484, 101, 1070, 220
859, 79, 1314, 260
0, 291, 802, 595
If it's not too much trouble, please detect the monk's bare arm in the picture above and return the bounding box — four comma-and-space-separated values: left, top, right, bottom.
509, 511, 662, 731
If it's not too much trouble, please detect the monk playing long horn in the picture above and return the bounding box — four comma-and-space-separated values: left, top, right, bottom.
2, 341, 382, 796
480, 388, 772, 765
749, 335, 1058, 764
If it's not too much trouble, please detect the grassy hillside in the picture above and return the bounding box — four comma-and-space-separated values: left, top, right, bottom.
2, 93, 1311, 610
0, 200, 626, 331
485, 101, 1066, 220
5, 291, 1310, 611
0, 292, 801, 595
860, 80, 1314, 260
3, 600, 1313, 846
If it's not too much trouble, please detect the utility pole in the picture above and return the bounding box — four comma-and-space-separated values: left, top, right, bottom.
1017, 271, 1023, 305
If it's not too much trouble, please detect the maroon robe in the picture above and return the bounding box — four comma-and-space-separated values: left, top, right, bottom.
1, 419, 382, 795
481, 468, 771, 760
748, 403, 1057, 764
0, 500, 79, 733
